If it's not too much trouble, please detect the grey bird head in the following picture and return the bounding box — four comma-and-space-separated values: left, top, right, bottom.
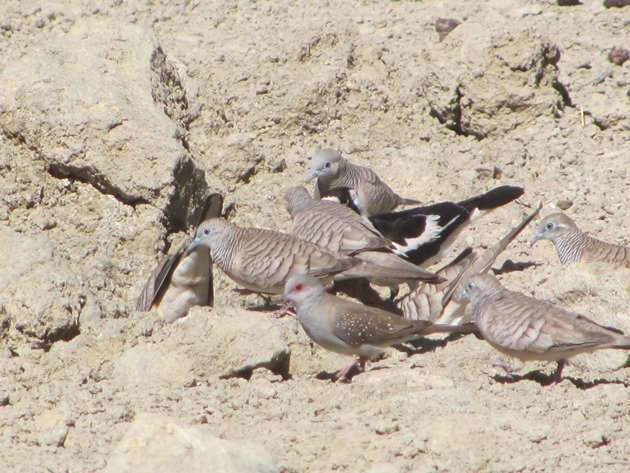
283, 274, 326, 308
284, 186, 313, 216
307, 148, 344, 184
188, 218, 233, 253
530, 213, 579, 247
463, 273, 504, 304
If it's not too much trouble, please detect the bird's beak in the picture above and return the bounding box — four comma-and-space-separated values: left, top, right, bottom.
452, 290, 469, 304
187, 237, 203, 253
305, 170, 318, 184
529, 232, 543, 247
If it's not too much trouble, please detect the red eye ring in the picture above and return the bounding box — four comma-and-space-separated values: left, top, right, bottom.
294, 283, 304, 291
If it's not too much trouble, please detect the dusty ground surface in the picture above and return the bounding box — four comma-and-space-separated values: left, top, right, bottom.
1, 0, 628, 471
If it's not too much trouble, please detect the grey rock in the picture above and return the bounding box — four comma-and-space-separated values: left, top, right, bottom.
105, 413, 279, 473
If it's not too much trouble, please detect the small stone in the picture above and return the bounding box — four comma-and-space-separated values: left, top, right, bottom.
435, 18, 461, 41
557, 0, 581, 5
582, 431, 610, 448
603, 0, 630, 8
608, 47, 629, 66
40, 425, 69, 447
557, 199, 573, 210
374, 421, 400, 435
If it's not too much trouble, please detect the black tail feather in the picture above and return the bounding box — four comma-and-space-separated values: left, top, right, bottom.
457, 185, 524, 213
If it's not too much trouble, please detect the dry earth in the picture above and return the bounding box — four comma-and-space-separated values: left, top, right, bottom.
0, 0, 629, 472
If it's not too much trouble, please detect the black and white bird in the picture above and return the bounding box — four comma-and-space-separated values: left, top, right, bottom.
321, 185, 525, 266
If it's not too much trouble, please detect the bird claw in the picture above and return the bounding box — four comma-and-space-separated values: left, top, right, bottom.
271, 301, 296, 319
333, 357, 366, 382
488, 358, 522, 374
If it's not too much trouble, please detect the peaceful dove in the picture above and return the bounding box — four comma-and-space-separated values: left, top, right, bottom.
136, 193, 224, 322
285, 186, 442, 290
463, 273, 630, 384
324, 185, 525, 266
530, 212, 629, 268
283, 274, 475, 380
187, 218, 443, 297
307, 148, 420, 216
399, 203, 542, 325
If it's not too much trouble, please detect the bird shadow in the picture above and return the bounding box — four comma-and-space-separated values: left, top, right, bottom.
492, 260, 541, 275
314, 365, 391, 383
395, 332, 471, 356
492, 371, 629, 389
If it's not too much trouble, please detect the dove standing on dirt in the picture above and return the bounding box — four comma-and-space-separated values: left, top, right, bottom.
136, 193, 224, 322
307, 148, 420, 216
285, 186, 441, 290
284, 274, 475, 380
463, 273, 630, 385
325, 185, 525, 266
285, 186, 390, 253
187, 218, 442, 297
530, 212, 629, 267
400, 203, 542, 325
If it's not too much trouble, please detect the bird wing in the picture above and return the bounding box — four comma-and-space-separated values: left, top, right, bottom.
332, 299, 432, 347
291, 209, 390, 253
135, 240, 189, 311
370, 202, 470, 265
483, 292, 618, 354
441, 203, 542, 307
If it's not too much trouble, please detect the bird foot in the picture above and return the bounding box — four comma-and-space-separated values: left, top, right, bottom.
333, 357, 366, 382
548, 359, 567, 386
271, 301, 297, 319
488, 358, 522, 374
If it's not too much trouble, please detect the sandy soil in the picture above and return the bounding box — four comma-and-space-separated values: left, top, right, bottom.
0, 0, 628, 471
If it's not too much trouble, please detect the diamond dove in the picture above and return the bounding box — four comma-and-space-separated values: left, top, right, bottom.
284, 274, 475, 380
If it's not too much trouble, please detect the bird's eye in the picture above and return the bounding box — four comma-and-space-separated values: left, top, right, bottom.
467, 282, 474, 290
203, 228, 211, 235
324, 161, 332, 168
545, 222, 554, 230
294, 283, 304, 291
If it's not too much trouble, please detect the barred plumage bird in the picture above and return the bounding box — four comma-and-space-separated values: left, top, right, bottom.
307, 148, 420, 216
531, 212, 629, 267
136, 193, 224, 322
463, 273, 630, 384
188, 218, 442, 296
284, 186, 442, 290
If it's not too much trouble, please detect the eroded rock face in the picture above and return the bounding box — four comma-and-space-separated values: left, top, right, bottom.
422, 23, 564, 139
0, 17, 210, 347
0, 225, 85, 348
105, 413, 279, 473
0, 17, 207, 230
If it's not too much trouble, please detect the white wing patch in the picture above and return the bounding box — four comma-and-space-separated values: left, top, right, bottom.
392, 214, 459, 255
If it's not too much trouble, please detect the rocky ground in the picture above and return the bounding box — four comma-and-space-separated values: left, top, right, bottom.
0, 0, 628, 472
